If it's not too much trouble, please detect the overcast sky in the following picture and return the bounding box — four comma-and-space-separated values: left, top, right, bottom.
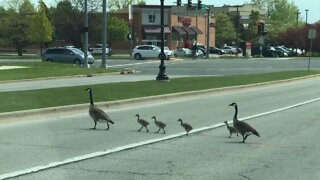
26, 0, 320, 23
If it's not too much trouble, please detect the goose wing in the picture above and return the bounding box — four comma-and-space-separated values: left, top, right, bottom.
90, 106, 114, 124
235, 121, 259, 136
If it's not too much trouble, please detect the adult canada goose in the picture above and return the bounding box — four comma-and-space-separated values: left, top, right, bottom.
135, 114, 149, 132
177, 118, 193, 135
229, 102, 260, 143
224, 121, 238, 138
86, 88, 114, 130
151, 116, 166, 134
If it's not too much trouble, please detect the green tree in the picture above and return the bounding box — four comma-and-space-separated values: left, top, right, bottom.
0, 0, 36, 55
215, 12, 236, 47
108, 0, 145, 11
29, 0, 54, 53
251, 0, 300, 44
90, 14, 129, 44
240, 11, 260, 42
51, 0, 82, 47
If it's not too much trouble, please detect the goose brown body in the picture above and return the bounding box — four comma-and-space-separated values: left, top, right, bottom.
224, 121, 238, 138
177, 118, 193, 135
229, 103, 260, 143
86, 88, 114, 130
151, 116, 166, 134
135, 114, 149, 132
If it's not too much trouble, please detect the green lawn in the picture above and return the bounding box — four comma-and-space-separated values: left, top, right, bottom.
0, 62, 119, 81
0, 70, 318, 113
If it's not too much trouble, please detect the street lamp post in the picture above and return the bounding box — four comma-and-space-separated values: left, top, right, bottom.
305, 9, 309, 24
294, 11, 300, 26
156, 0, 169, 81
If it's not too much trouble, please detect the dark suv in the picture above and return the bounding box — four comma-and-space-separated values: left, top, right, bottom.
42, 47, 94, 65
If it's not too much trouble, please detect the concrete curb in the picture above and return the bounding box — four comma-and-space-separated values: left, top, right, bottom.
0, 74, 319, 122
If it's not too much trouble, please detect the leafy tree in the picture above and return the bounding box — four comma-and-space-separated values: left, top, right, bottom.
70, 0, 101, 12
215, 12, 236, 47
251, 0, 300, 44
108, 0, 145, 11
51, 0, 83, 47
240, 10, 260, 42
89, 14, 129, 45
29, 0, 54, 53
0, 0, 37, 55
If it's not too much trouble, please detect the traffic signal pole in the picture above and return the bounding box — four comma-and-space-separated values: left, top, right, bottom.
206, 7, 210, 59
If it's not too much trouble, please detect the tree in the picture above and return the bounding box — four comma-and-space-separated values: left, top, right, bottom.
251, 0, 300, 44
240, 10, 260, 42
89, 14, 129, 44
0, 0, 37, 55
108, 0, 145, 11
29, 0, 54, 53
51, 0, 83, 47
214, 12, 236, 47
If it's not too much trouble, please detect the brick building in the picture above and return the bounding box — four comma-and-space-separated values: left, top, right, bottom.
111, 5, 215, 52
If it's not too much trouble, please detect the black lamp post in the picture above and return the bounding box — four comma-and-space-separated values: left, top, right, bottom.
156, 0, 169, 81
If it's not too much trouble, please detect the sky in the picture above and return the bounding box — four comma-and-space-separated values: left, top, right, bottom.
30, 0, 320, 23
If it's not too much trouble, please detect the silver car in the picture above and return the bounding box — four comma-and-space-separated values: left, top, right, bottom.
42, 47, 94, 65
131, 45, 171, 60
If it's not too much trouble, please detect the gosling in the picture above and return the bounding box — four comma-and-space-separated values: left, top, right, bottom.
224, 121, 238, 138
177, 118, 193, 135
135, 114, 149, 132
151, 116, 166, 134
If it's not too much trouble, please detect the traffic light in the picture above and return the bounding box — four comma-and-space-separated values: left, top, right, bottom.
197, 0, 202, 9
187, 0, 192, 8
177, 0, 181, 6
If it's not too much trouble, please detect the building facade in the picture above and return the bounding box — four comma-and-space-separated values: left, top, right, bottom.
112, 5, 215, 51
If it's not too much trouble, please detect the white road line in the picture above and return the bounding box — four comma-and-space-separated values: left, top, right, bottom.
1, 97, 320, 179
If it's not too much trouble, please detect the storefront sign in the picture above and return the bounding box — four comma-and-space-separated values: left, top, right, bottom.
178, 16, 192, 26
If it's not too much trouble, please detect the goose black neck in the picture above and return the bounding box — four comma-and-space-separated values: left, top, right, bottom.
88, 90, 94, 105
233, 105, 238, 121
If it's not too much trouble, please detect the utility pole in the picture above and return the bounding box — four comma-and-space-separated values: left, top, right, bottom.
83, 0, 89, 68
101, 0, 107, 68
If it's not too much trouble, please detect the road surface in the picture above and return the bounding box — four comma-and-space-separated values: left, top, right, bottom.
1, 76, 320, 179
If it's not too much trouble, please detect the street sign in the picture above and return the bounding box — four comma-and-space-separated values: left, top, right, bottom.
308, 29, 316, 39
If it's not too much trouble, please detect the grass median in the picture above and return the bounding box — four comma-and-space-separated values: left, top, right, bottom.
0, 70, 318, 113
0, 62, 119, 81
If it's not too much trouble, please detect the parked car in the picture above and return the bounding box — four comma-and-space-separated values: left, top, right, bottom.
220, 46, 237, 54
174, 48, 203, 58
274, 46, 289, 57
164, 46, 173, 58
209, 47, 225, 55
42, 47, 94, 65
251, 46, 284, 57
131, 45, 171, 60
90, 44, 112, 55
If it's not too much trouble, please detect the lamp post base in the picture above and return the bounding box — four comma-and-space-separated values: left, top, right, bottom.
156, 65, 169, 81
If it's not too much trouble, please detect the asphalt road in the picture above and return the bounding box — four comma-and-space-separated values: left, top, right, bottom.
1, 75, 320, 179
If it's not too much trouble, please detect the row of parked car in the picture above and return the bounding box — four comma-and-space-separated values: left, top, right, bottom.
131, 44, 234, 60
251, 46, 303, 57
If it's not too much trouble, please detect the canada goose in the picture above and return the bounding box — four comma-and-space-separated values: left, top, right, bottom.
229, 102, 260, 143
177, 118, 193, 135
135, 114, 149, 132
151, 116, 166, 134
223, 121, 238, 138
86, 88, 114, 130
